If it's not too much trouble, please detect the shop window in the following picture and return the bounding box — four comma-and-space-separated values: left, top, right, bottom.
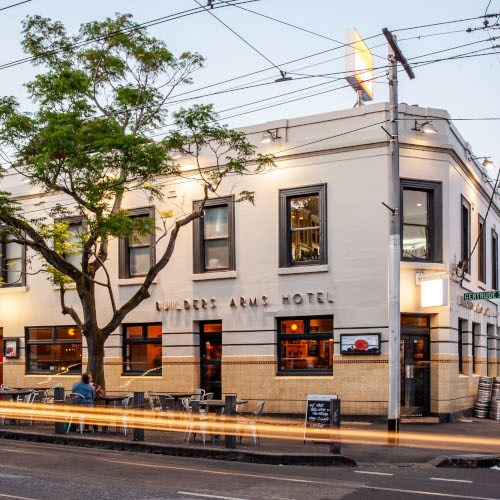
277, 316, 333, 374
193, 196, 235, 273
0, 232, 26, 287
119, 207, 155, 278
123, 323, 162, 375
478, 216, 486, 283
26, 326, 82, 374
461, 197, 471, 272
401, 179, 442, 262
492, 230, 498, 290
279, 184, 327, 267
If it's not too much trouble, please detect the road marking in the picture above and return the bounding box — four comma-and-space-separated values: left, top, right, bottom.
95, 458, 499, 499
0, 443, 122, 456
178, 493, 247, 500
431, 478, 473, 484
4, 450, 47, 456
0, 494, 36, 500
354, 471, 394, 476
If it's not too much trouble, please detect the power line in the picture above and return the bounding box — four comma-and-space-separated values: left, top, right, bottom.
392, 12, 499, 33
0, 0, 31, 12
0, 0, 263, 72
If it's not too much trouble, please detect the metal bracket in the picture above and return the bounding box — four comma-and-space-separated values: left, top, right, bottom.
382, 201, 396, 214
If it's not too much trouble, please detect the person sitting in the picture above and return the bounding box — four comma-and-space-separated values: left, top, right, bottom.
72, 373, 95, 406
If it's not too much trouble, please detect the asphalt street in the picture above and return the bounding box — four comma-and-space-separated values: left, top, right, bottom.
0, 440, 499, 499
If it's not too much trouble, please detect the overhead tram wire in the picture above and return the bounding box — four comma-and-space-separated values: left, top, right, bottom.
0, 0, 263, 72
0, 0, 31, 12
194, 0, 287, 80
392, 12, 500, 33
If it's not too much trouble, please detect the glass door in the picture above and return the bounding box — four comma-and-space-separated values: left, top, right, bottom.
400, 334, 430, 416
199, 322, 222, 399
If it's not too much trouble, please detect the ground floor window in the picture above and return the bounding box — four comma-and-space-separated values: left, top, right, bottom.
123, 323, 162, 375
26, 326, 82, 374
277, 316, 333, 374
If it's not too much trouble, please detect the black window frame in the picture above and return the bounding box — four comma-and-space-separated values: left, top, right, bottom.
279, 184, 327, 268
122, 322, 162, 376
277, 315, 333, 376
478, 215, 486, 283
193, 196, 235, 274
119, 207, 155, 279
492, 229, 498, 290
472, 322, 479, 375
0, 231, 26, 287
400, 179, 442, 263
461, 196, 471, 273
25, 325, 82, 375
458, 319, 465, 375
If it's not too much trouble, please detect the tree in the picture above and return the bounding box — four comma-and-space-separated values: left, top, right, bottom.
0, 14, 273, 387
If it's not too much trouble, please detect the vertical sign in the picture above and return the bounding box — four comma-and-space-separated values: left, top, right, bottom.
345, 28, 374, 102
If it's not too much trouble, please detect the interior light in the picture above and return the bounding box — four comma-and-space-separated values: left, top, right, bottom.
68, 328, 75, 336
416, 203, 422, 207
291, 323, 298, 332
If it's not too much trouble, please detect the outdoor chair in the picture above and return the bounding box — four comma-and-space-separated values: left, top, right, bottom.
182, 399, 209, 445
236, 401, 265, 445
17, 391, 36, 426
190, 389, 205, 401
115, 395, 133, 435
203, 392, 214, 400
64, 393, 88, 434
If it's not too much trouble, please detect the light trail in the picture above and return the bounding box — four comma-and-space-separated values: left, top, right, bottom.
0, 401, 499, 453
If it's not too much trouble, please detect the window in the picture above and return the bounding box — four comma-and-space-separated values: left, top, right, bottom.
461, 197, 471, 272
26, 326, 82, 374
63, 218, 84, 270
472, 323, 479, 374
123, 323, 162, 375
458, 319, 465, 375
279, 184, 327, 267
0, 232, 26, 287
193, 196, 235, 273
478, 216, 486, 283
492, 230, 498, 290
401, 179, 442, 262
119, 207, 155, 278
277, 316, 333, 374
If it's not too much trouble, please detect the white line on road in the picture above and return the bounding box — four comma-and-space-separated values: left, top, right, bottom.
431, 478, 474, 484
95, 458, 500, 500
178, 492, 248, 500
354, 471, 394, 476
0, 494, 36, 500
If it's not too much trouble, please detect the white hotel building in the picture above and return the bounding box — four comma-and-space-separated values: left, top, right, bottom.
1, 102, 499, 420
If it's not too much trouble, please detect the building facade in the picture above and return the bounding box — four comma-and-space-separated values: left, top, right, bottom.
1, 102, 499, 420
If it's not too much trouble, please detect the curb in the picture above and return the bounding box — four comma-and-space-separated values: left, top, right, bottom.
0, 429, 356, 467
430, 454, 500, 468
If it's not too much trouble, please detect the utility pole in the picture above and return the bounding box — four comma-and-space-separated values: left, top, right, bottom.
382, 28, 414, 434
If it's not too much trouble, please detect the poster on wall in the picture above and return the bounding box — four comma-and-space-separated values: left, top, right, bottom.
340, 333, 380, 354
3, 338, 20, 358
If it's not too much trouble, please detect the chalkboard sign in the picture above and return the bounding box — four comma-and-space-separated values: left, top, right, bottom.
304, 394, 337, 442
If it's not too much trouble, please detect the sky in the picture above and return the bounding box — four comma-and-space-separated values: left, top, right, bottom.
0, 0, 499, 168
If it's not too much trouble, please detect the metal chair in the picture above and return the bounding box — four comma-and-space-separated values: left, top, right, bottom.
64, 393, 88, 434
203, 392, 214, 400
236, 401, 265, 445
182, 399, 209, 445
190, 389, 205, 401
116, 395, 133, 435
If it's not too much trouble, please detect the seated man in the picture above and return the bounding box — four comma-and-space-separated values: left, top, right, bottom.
72, 373, 95, 406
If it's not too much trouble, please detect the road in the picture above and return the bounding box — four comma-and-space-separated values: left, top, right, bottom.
0, 440, 498, 499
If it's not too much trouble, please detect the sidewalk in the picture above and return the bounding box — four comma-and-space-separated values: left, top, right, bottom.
1, 417, 499, 467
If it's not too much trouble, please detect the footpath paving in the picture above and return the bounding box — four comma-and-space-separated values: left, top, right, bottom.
1, 416, 499, 468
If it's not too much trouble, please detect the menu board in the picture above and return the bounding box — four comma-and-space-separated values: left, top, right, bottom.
304, 394, 337, 442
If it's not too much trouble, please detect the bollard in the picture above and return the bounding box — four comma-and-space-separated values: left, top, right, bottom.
329, 398, 341, 454
224, 395, 237, 449
133, 391, 144, 442
54, 387, 65, 434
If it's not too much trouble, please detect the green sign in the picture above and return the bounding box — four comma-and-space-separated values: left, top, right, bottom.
463, 291, 500, 301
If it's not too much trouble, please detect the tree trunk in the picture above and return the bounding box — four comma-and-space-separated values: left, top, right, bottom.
85, 330, 106, 389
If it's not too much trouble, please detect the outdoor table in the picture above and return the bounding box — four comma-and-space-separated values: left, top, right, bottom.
0, 389, 35, 425
98, 394, 131, 433
204, 399, 248, 411
157, 393, 195, 411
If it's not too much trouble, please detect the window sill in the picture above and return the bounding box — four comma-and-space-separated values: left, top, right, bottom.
0, 286, 28, 294
275, 372, 333, 377
121, 373, 163, 377
400, 262, 445, 270
192, 271, 237, 281
118, 277, 157, 286
478, 281, 487, 290
278, 265, 328, 275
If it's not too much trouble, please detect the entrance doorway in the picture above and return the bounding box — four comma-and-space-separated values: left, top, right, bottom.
199, 321, 222, 399
400, 315, 430, 416
0, 327, 3, 386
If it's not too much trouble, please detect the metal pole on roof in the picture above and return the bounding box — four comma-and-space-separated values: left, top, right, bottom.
383, 28, 414, 436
